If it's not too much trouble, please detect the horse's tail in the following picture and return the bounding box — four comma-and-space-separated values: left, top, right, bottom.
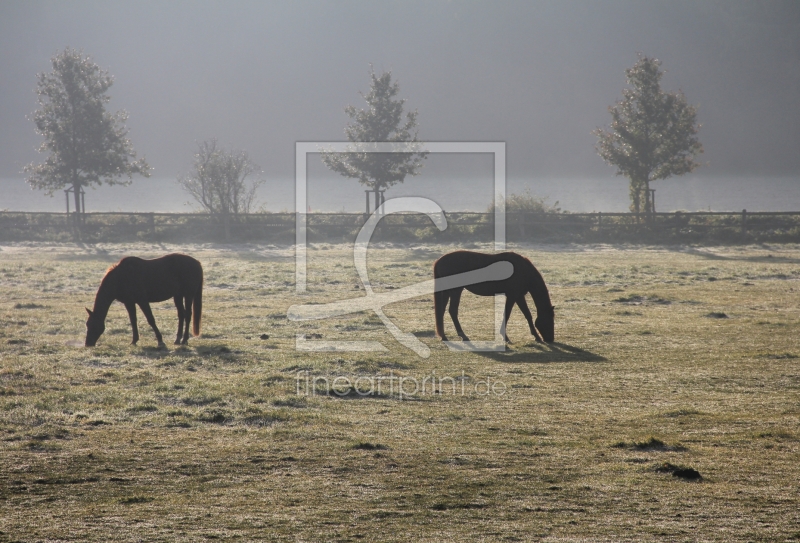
192, 272, 203, 337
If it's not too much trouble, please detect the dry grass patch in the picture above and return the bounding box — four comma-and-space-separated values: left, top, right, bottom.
0, 242, 799, 541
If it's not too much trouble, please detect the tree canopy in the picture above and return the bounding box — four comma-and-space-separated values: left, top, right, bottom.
321, 69, 426, 197
594, 55, 703, 216
25, 48, 150, 212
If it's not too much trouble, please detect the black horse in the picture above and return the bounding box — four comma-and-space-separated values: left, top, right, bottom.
434, 250, 554, 343
85, 254, 203, 347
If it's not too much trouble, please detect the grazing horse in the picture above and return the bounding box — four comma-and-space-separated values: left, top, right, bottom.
434, 250, 554, 343
85, 254, 203, 347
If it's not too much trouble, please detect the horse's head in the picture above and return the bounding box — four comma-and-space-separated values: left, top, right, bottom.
84, 308, 105, 347
535, 305, 555, 343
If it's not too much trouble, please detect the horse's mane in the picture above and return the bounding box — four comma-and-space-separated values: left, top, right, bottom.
519, 254, 538, 275
89, 259, 124, 314
521, 254, 550, 302
102, 259, 126, 281
104, 263, 119, 277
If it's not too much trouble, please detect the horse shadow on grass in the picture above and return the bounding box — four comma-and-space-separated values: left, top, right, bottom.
475, 341, 606, 364
135, 342, 242, 362
678, 247, 800, 264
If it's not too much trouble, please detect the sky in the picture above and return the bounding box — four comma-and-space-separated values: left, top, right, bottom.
1, 0, 799, 191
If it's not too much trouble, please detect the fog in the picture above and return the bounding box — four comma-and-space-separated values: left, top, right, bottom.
1, 1, 799, 211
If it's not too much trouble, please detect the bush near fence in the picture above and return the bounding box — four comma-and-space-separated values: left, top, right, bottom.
1, 210, 800, 244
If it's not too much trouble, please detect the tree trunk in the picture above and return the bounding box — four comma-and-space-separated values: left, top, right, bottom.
73, 182, 82, 216
71, 181, 83, 239
223, 211, 230, 241
629, 180, 642, 221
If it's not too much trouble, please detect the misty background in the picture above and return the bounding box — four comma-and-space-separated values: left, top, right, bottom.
1, 0, 799, 213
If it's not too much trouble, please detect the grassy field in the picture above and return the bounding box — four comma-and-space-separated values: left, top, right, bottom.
1, 241, 799, 542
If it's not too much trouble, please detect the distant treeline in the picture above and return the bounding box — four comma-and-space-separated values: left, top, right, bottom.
2, 210, 800, 245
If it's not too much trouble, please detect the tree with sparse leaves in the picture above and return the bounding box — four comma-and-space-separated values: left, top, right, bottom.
178, 139, 262, 240
25, 48, 150, 215
594, 55, 702, 218
321, 69, 426, 209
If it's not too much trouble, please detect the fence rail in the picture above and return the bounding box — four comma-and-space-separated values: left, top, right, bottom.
2, 210, 800, 244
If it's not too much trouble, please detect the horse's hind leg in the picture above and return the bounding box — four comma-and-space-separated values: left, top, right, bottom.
173, 296, 186, 345
138, 302, 165, 347
448, 289, 469, 341
182, 296, 193, 345
516, 297, 542, 342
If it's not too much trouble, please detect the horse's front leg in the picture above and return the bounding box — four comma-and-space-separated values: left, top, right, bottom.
138, 302, 165, 347
516, 297, 542, 342
434, 288, 449, 341
124, 302, 140, 345
448, 289, 470, 341
501, 296, 516, 343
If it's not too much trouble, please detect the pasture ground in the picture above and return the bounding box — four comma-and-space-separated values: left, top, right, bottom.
1, 241, 799, 542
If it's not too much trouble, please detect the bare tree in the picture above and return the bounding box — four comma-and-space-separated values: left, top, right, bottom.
178, 139, 263, 240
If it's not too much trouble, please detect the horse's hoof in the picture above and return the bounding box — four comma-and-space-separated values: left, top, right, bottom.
174, 340, 182, 346
157, 342, 167, 349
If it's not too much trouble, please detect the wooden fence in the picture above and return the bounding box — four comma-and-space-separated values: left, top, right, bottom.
1, 210, 800, 244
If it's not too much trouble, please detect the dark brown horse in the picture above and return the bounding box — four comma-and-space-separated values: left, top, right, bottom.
85, 254, 203, 347
434, 250, 554, 343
